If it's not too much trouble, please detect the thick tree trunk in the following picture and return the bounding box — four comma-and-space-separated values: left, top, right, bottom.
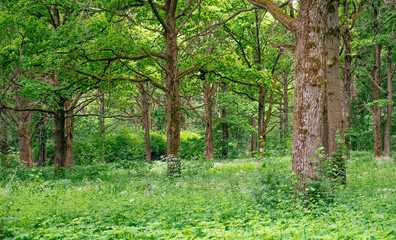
15, 96, 33, 167
138, 83, 152, 163
65, 106, 74, 167
324, 0, 343, 154
324, 0, 345, 183
384, 43, 394, 158
292, 1, 327, 190
221, 83, 229, 159
54, 102, 67, 173
37, 118, 47, 167
165, 2, 181, 177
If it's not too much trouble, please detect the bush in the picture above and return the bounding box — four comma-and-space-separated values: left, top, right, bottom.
105, 127, 145, 163
149, 131, 167, 160
180, 131, 204, 160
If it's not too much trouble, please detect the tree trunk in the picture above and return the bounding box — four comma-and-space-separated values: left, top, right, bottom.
54, 101, 67, 173
371, 2, 382, 158
37, 118, 47, 167
292, 1, 327, 191
221, 83, 229, 159
165, 1, 181, 177
324, 0, 345, 183
257, 86, 266, 152
202, 81, 215, 161
384, 42, 394, 158
15, 96, 33, 167
0, 110, 9, 168
65, 104, 74, 167
99, 91, 106, 163
372, 43, 382, 158
251, 116, 257, 154
324, 0, 343, 154
138, 83, 152, 163
281, 72, 289, 152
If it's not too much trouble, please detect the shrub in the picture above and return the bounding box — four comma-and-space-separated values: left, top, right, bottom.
149, 131, 167, 160
180, 131, 204, 160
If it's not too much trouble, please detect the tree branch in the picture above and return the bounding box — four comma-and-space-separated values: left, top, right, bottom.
249, 0, 295, 32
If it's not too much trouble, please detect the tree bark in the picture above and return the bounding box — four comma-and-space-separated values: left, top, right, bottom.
37, 118, 47, 167
257, 86, 267, 152
292, 1, 327, 190
251, 116, 257, 153
165, 0, 181, 177
221, 83, 229, 159
54, 100, 67, 173
324, 0, 345, 183
15, 95, 33, 167
65, 101, 74, 167
0, 110, 9, 168
251, 0, 345, 191
99, 91, 106, 163
384, 41, 394, 158
202, 80, 216, 161
138, 83, 152, 163
280, 72, 290, 152
372, 44, 382, 158
372, 2, 383, 158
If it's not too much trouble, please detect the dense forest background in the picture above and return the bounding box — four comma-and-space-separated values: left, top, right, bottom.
0, 0, 394, 172
0, 0, 395, 238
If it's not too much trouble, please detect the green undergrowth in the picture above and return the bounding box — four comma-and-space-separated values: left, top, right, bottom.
0, 152, 395, 239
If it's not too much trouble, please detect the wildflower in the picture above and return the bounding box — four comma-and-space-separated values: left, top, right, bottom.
151, 185, 157, 189
130, 199, 135, 203
145, 190, 150, 195
120, 191, 126, 195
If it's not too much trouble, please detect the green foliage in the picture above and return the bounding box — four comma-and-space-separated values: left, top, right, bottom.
149, 132, 167, 161
0, 153, 394, 239
180, 131, 205, 160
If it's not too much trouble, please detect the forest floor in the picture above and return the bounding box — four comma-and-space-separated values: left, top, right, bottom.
0, 152, 395, 239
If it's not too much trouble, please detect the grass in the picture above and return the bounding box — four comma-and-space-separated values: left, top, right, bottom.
0, 152, 395, 239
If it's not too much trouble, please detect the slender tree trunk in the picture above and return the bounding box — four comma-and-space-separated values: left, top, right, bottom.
384, 42, 394, 158
165, 1, 181, 176
99, 91, 106, 163
0, 110, 9, 168
292, 1, 327, 191
221, 83, 229, 159
138, 83, 152, 163
37, 118, 47, 167
251, 116, 257, 153
54, 101, 67, 173
257, 86, 266, 152
282, 72, 289, 151
341, 32, 353, 157
372, 43, 382, 158
202, 81, 215, 161
371, 2, 383, 158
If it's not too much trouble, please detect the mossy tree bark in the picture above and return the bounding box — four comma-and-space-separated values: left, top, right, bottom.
250, 0, 344, 191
